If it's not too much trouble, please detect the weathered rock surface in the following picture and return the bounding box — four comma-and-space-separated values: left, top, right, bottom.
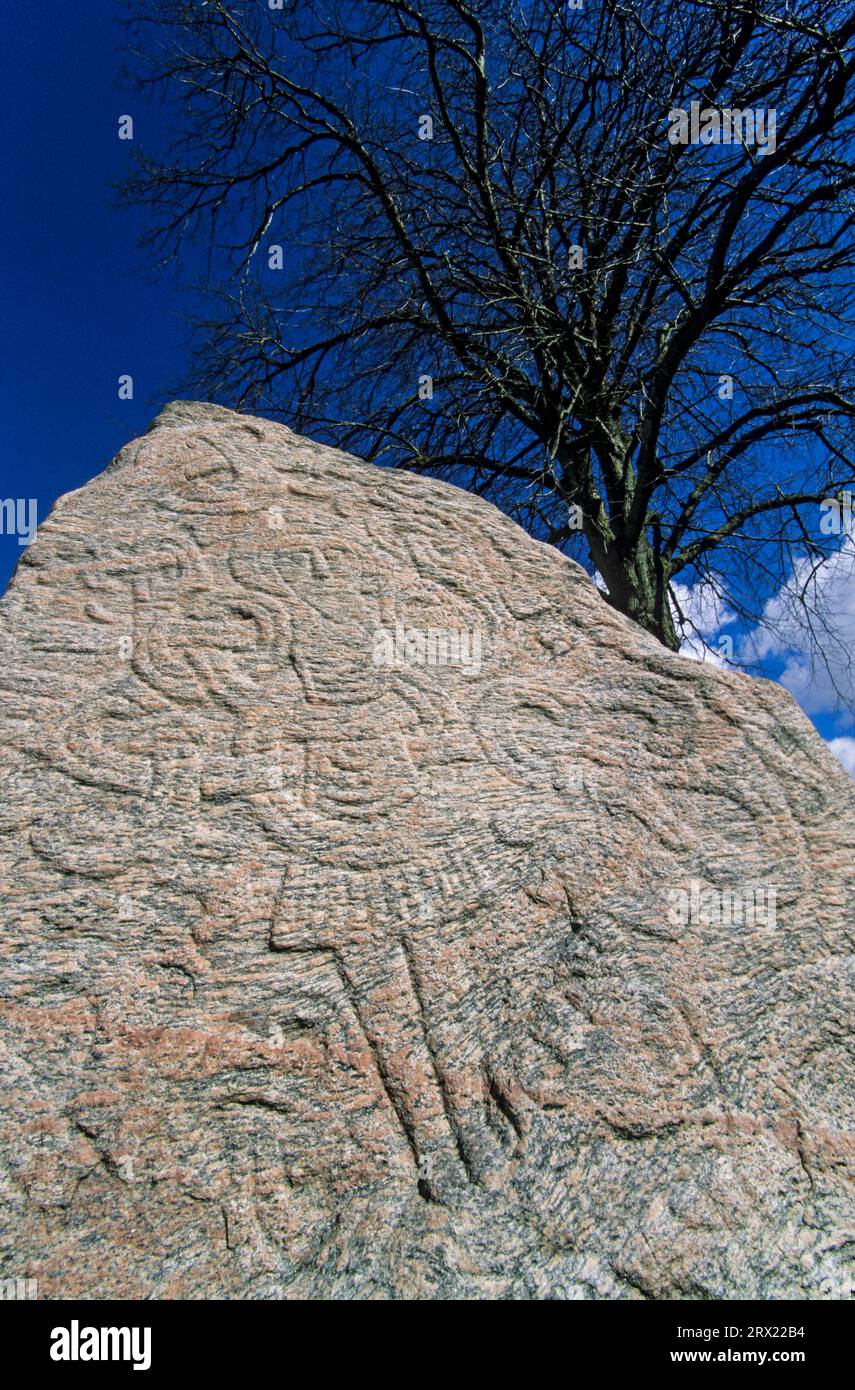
0, 400, 852, 1299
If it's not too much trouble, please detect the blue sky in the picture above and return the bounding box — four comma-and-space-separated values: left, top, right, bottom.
0, 0, 196, 598
0, 1, 851, 768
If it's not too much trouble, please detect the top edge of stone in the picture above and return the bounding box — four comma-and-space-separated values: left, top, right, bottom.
147, 400, 278, 430
99, 400, 302, 477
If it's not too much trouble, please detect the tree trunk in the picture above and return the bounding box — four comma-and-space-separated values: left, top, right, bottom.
585, 525, 680, 651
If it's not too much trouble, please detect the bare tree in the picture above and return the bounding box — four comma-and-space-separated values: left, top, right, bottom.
122, 0, 855, 662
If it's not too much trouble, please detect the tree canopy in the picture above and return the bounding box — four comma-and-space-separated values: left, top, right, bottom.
124, 0, 855, 675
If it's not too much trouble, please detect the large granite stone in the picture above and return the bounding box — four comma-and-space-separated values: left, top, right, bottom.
0, 401, 852, 1298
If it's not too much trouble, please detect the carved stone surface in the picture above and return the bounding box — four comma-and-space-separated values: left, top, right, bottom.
0, 401, 852, 1299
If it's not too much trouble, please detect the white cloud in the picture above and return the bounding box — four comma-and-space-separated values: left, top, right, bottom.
743, 537, 855, 717
672, 579, 736, 665
671, 563, 855, 777
827, 737, 855, 778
